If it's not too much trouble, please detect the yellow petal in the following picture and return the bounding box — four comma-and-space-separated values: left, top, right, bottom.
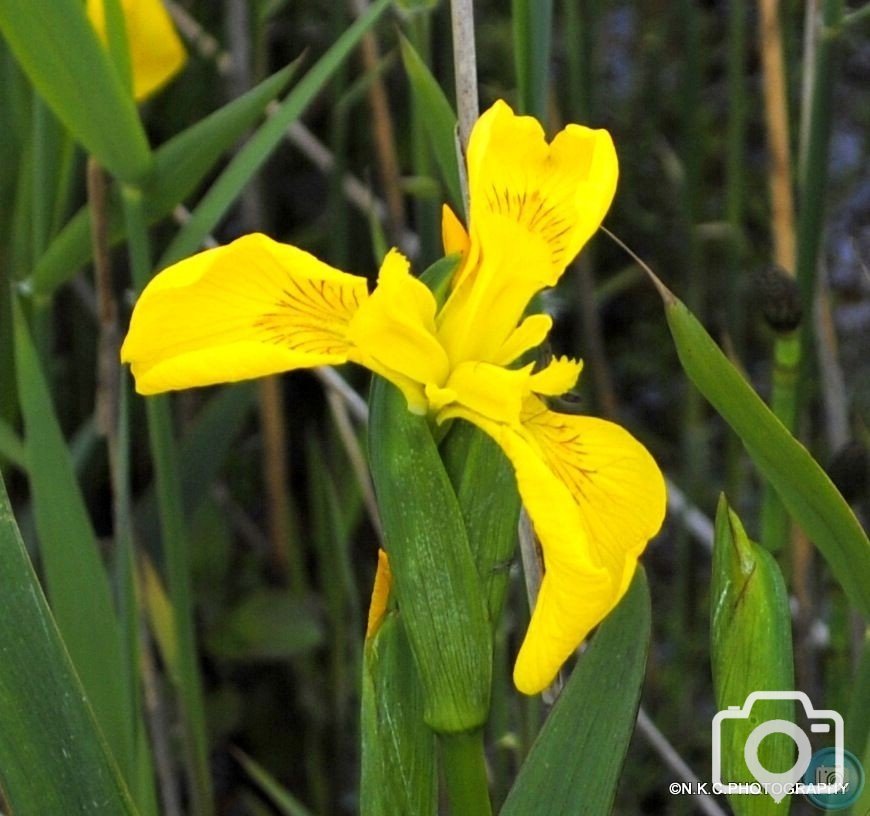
438, 395, 665, 694
87, 0, 187, 101
441, 204, 470, 258
347, 249, 450, 410
437, 100, 618, 364
365, 549, 393, 639
492, 313, 553, 366
121, 233, 368, 394
429, 361, 533, 424
529, 356, 583, 396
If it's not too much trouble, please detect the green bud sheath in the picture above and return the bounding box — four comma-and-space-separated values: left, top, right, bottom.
368, 377, 492, 733
440, 420, 521, 625
711, 496, 794, 815
360, 614, 437, 816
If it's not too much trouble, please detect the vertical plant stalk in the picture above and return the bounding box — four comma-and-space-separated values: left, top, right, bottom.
673, 0, 705, 731
450, 0, 479, 151
225, 0, 296, 584
140, 631, 183, 816
724, 0, 747, 499
257, 377, 296, 579
439, 731, 493, 816
87, 159, 120, 448
759, 0, 797, 275
791, 0, 844, 696
88, 158, 156, 812
757, 0, 801, 559
349, 0, 407, 245
121, 184, 214, 816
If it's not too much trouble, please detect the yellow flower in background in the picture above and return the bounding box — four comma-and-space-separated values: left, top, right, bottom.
121, 100, 666, 695
87, 0, 187, 101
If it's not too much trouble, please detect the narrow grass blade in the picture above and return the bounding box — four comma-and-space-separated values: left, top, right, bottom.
0, 474, 139, 815
711, 496, 793, 815
32, 64, 300, 298
399, 34, 463, 213
0, 0, 151, 182
134, 383, 256, 543
500, 568, 650, 815
160, 0, 393, 268
361, 615, 437, 816
511, 0, 553, 121
368, 378, 491, 733
12, 301, 136, 786
0, 417, 26, 470
234, 748, 316, 816
648, 275, 870, 615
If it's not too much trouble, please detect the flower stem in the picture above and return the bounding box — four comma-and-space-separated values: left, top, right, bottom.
121, 184, 215, 816
439, 730, 492, 816
449, 0, 479, 151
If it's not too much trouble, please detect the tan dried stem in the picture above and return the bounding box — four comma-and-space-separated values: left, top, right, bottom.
349, 0, 407, 245
450, 0, 479, 152
758, 0, 797, 274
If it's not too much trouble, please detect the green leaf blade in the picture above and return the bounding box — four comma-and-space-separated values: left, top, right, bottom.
399, 35, 464, 214
12, 303, 135, 789
0, 473, 139, 815
0, 0, 151, 182
160, 0, 393, 268
500, 568, 651, 815
664, 296, 870, 615
32, 63, 301, 297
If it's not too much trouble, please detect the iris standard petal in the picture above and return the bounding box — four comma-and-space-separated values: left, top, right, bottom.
121, 233, 369, 394
87, 0, 187, 101
436, 100, 618, 364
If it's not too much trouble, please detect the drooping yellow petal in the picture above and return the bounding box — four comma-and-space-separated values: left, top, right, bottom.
347, 249, 450, 413
121, 233, 369, 394
365, 549, 393, 639
437, 100, 618, 364
437, 395, 665, 694
87, 0, 187, 102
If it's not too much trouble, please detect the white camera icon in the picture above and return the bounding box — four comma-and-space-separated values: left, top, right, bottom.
711, 691, 844, 803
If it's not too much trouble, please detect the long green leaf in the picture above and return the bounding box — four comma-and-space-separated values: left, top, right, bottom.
160, 0, 393, 268
711, 496, 793, 815
500, 569, 650, 815
13, 301, 137, 787
32, 63, 300, 297
0, 0, 151, 182
651, 276, 870, 615
0, 473, 139, 815
399, 35, 464, 214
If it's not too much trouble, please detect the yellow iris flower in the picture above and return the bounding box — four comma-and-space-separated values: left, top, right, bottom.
87, 0, 187, 102
121, 100, 666, 695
